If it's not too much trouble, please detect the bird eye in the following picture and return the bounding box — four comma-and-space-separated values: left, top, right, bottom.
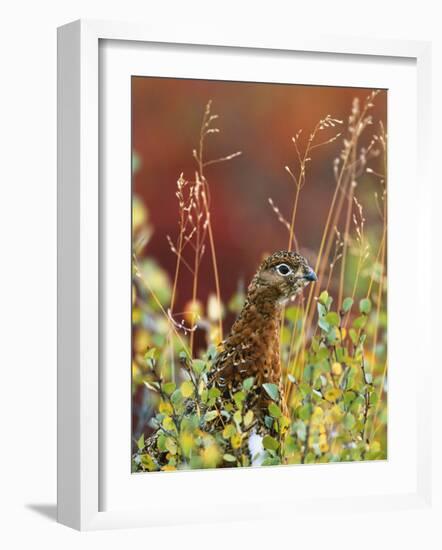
276, 263, 291, 276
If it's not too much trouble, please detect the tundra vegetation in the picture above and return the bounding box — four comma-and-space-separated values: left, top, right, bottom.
131, 93, 387, 472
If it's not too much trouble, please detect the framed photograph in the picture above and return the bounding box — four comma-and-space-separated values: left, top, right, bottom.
57, 20, 432, 530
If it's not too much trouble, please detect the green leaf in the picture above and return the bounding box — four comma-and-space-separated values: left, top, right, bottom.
206, 344, 217, 361
222, 423, 236, 438
370, 392, 379, 405
280, 326, 292, 346
298, 403, 312, 421
144, 348, 157, 360
208, 387, 221, 400
165, 437, 177, 455
318, 317, 330, 332
318, 290, 329, 306
162, 381, 176, 395
223, 453, 237, 463
136, 433, 145, 451
170, 389, 183, 406
181, 414, 199, 432
350, 394, 365, 414
335, 346, 345, 362
268, 402, 282, 418
285, 306, 302, 323
157, 434, 167, 452
233, 391, 246, 408
317, 302, 327, 318
342, 297, 353, 313
311, 336, 320, 352
299, 382, 311, 398
189, 456, 203, 469
243, 376, 255, 392
293, 419, 307, 441
262, 435, 279, 451
349, 328, 358, 345
162, 416, 175, 431
344, 390, 356, 407
139, 453, 156, 472
325, 311, 340, 327
263, 383, 280, 401
264, 415, 274, 429
233, 410, 242, 426
327, 327, 340, 344
359, 298, 372, 315
192, 359, 206, 375
284, 435, 297, 454
353, 315, 367, 330
343, 413, 356, 430
316, 347, 329, 361
204, 410, 219, 422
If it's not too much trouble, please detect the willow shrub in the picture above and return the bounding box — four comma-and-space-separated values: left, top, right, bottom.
133, 291, 386, 473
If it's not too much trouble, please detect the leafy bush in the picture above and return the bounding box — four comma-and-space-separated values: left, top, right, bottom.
133, 287, 386, 472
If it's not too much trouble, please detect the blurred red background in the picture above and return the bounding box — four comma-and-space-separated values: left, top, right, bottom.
132, 77, 386, 327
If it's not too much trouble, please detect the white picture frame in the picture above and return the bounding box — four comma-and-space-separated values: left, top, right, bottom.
57, 19, 432, 531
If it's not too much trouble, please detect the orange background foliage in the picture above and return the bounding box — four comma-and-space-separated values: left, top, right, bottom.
132, 77, 387, 322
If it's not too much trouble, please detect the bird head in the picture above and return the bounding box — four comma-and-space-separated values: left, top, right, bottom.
252, 250, 317, 306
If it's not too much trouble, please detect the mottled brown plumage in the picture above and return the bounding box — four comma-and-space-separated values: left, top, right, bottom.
208, 250, 317, 418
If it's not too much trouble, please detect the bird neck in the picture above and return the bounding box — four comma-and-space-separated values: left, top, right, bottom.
228, 290, 283, 348
246, 283, 283, 319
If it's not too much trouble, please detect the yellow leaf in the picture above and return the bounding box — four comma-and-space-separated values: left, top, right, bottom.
162, 416, 175, 431
201, 444, 221, 468
209, 326, 222, 345
329, 404, 344, 422
244, 410, 254, 427
331, 362, 342, 376
140, 454, 156, 472
325, 388, 342, 402
230, 433, 242, 449
279, 415, 290, 434
179, 432, 194, 456
161, 465, 177, 472
133, 328, 149, 352
319, 432, 329, 453
165, 437, 177, 455
233, 410, 242, 426
223, 423, 236, 438
132, 308, 142, 325
184, 299, 203, 324
132, 361, 140, 379
181, 380, 194, 398
159, 401, 173, 415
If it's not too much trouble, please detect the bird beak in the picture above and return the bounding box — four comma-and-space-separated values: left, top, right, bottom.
304, 268, 317, 282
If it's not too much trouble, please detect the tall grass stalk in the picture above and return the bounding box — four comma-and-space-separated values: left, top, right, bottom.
286, 91, 383, 400
192, 100, 242, 345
